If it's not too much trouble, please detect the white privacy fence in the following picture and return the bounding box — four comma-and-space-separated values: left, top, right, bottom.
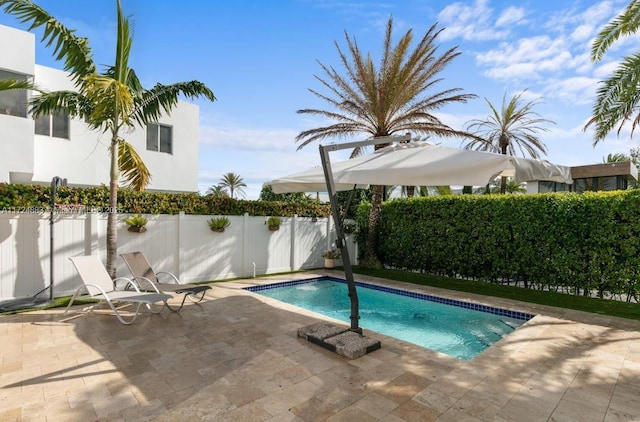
0, 212, 357, 300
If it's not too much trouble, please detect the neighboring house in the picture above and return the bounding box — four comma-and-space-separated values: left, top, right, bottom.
0, 24, 200, 192
526, 162, 639, 194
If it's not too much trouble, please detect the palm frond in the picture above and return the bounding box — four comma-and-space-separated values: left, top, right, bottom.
296, 17, 475, 151
115, 139, 151, 191
28, 90, 91, 119
585, 53, 640, 144
113, 0, 132, 83
83, 74, 134, 129
591, 0, 640, 62
130, 81, 215, 126
0, 0, 95, 83
0, 79, 39, 92
463, 91, 552, 158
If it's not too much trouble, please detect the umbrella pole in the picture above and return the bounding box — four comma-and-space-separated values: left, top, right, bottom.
320, 145, 361, 333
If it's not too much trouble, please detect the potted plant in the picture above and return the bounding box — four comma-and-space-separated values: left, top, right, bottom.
322, 248, 340, 269
342, 219, 357, 234
208, 216, 230, 232
124, 214, 148, 233
266, 216, 282, 231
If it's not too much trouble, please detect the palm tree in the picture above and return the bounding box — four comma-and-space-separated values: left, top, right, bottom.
586, 0, 640, 143
205, 185, 229, 198
219, 172, 246, 199
476, 178, 527, 194
463, 91, 553, 193
0, 0, 216, 278
295, 17, 476, 264
603, 152, 631, 163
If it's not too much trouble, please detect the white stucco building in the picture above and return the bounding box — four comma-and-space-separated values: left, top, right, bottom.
0, 24, 200, 192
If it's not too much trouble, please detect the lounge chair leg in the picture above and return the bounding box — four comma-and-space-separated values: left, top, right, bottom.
186, 290, 207, 303
109, 301, 140, 325
165, 294, 188, 312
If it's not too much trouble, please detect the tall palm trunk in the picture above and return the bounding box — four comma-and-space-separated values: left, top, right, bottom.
500, 138, 508, 194
364, 140, 390, 262
107, 135, 119, 279
365, 185, 384, 262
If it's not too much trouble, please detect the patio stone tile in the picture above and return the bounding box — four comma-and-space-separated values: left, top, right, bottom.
0, 407, 22, 422
353, 391, 399, 419
391, 397, 441, 422
413, 385, 459, 414
257, 379, 326, 416
434, 407, 484, 422
264, 410, 306, 421
550, 396, 607, 422
496, 393, 560, 422
372, 371, 432, 405
326, 405, 380, 421
2, 271, 640, 421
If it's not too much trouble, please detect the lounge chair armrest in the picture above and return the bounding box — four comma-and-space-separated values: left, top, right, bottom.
156, 271, 182, 284
83, 282, 111, 297
131, 276, 162, 293
114, 277, 142, 292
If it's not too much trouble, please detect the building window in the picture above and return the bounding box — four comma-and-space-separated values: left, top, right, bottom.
538, 181, 572, 193
0, 69, 28, 118
573, 176, 627, 193
146, 123, 172, 154
34, 111, 70, 139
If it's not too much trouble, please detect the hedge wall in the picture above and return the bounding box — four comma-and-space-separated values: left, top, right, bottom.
0, 183, 331, 217
357, 190, 640, 300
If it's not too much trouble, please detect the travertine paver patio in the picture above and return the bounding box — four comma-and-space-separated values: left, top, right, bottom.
1, 270, 640, 421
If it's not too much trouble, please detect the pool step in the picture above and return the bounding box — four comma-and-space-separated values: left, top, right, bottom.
298, 322, 381, 359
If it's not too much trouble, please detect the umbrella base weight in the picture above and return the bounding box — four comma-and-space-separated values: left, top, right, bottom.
298, 322, 381, 359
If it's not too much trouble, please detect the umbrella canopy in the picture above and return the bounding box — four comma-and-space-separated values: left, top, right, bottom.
271, 142, 572, 193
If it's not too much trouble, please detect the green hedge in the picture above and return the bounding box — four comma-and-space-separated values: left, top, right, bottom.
0, 183, 331, 217
358, 191, 640, 300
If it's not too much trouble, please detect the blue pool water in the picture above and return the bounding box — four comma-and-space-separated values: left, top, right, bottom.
246, 277, 533, 360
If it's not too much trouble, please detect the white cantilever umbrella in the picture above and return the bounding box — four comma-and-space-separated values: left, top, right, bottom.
271, 142, 572, 193
270, 137, 572, 334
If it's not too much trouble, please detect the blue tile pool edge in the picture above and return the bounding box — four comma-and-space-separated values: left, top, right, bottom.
244, 276, 536, 322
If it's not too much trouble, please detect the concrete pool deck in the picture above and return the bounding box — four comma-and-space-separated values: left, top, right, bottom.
1, 270, 639, 421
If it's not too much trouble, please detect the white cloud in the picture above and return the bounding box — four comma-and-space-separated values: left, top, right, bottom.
495, 7, 526, 27
593, 60, 620, 78
199, 124, 300, 152
438, 0, 510, 41
570, 24, 595, 43
541, 77, 599, 105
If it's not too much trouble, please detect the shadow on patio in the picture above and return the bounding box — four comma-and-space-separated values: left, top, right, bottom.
1, 274, 640, 421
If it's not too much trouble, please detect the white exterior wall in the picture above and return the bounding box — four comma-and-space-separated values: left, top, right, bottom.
0, 24, 200, 192
526, 181, 539, 194
0, 25, 36, 184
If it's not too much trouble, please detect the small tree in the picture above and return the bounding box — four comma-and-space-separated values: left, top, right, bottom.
463, 91, 554, 194
259, 183, 312, 203
219, 172, 247, 199
206, 185, 229, 198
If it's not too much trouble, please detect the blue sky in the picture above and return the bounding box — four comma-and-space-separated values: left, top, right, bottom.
0, 0, 636, 198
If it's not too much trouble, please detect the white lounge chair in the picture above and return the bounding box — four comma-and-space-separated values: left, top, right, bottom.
120, 251, 211, 311
66, 255, 173, 325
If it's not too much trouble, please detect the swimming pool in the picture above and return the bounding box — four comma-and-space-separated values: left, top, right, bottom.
246, 276, 534, 360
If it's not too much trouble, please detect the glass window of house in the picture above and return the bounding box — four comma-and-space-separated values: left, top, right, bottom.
159, 125, 172, 154
574, 179, 594, 193
538, 181, 553, 193
51, 111, 69, 138
0, 70, 28, 118
35, 111, 70, 138
147, 123, 172, 154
